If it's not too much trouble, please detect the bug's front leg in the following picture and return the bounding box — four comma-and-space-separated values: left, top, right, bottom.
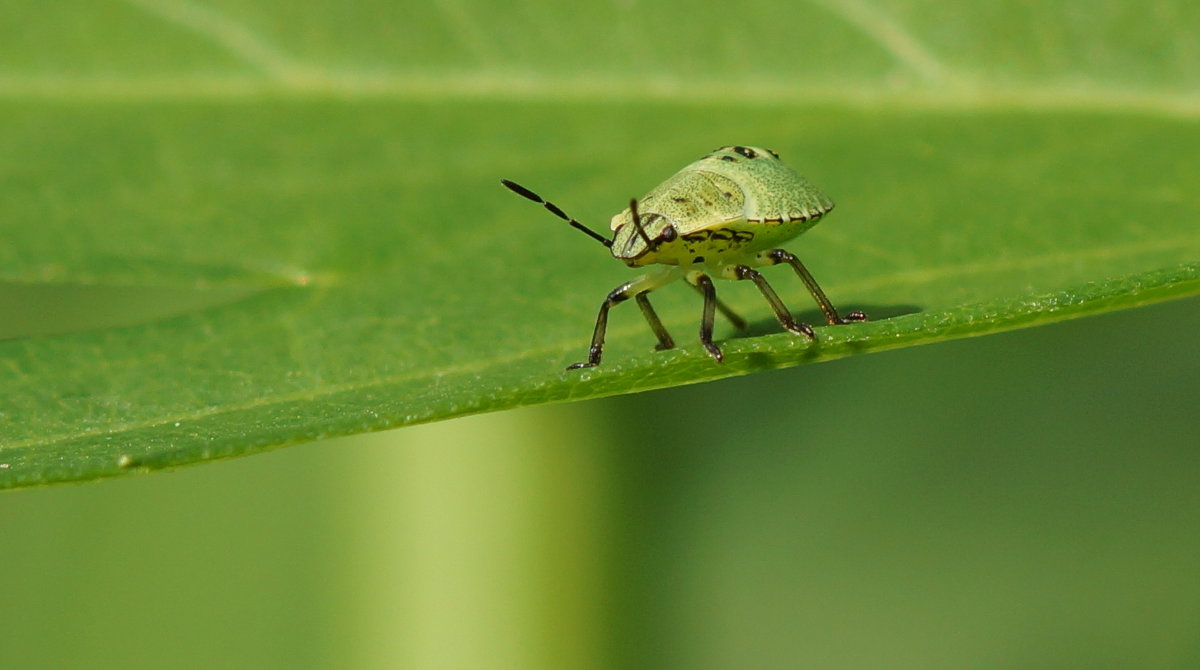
758, 249, 866, 325
568, 268, 682, 370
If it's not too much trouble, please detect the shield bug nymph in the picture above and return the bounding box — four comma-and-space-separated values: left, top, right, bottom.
501, 145, 866, 370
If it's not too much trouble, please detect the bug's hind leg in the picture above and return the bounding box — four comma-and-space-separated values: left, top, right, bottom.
686, 272, 725, 363
568, 267, 682, 370
759, 249, 866, 325
730, 265, 816, 340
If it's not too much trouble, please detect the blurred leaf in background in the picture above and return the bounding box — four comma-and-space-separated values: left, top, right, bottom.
1, 0, 1198, 668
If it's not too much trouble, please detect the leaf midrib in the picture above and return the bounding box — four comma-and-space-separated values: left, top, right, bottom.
2, 73, 1199, 119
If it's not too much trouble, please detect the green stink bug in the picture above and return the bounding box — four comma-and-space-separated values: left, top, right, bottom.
501, 145, 865, 370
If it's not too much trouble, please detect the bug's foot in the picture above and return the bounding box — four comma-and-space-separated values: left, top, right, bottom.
567, 345, 603, 370
839, 311, 868, 324
653, 343, 675, 352
702, 342, 724, 363
784, 322, 817, 340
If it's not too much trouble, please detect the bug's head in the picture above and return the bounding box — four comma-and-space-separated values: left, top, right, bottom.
609, 199, 681, 267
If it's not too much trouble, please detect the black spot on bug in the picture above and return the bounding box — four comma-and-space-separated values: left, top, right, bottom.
671, 196, 688, 203
734, 146, 757, 159
720, 155, 737, 162
723, 191, 733, 198
692, 256, 705, 264
767, 148, 780, 159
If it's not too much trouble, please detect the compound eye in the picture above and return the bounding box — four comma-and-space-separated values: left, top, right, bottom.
661, 225, 678, 242
733, 146, 757, 159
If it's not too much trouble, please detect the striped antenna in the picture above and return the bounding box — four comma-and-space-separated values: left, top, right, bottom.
500, 179, 612, 248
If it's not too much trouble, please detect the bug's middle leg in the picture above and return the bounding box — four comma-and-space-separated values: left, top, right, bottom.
685, 271, 725, 363
688, 283, 748, 330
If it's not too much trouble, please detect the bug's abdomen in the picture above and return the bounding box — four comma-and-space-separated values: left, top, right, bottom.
739, 213, 825, 250
677, 227, 756, 262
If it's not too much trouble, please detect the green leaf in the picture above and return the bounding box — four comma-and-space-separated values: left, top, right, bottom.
2, 1, 1199, 488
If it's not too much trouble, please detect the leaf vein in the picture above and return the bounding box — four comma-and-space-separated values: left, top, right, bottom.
806, 0, 958, 85
116, 0, 307, 81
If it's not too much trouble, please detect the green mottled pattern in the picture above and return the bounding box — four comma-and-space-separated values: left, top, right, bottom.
697, 146, 835, 222
609, 146, 834, 264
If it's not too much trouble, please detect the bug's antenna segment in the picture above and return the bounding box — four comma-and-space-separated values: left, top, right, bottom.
500, 179, 612, 248
628, 198, 655, 249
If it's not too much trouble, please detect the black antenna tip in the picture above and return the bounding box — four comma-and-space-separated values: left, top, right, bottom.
500, 179, 541, 202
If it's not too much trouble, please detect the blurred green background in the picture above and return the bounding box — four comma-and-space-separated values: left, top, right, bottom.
3, 297, 1198, 669
4, 0, 1200, 667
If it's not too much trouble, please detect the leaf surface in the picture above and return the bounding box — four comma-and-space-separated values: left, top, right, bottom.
2, 1, 1199, 487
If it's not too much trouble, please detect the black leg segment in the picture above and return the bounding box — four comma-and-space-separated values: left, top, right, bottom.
763, 249, 866, 325
688, 283, 748, 330
568, 282, 631, 370
568, 279, 676, 370
691, 273, 725, 363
